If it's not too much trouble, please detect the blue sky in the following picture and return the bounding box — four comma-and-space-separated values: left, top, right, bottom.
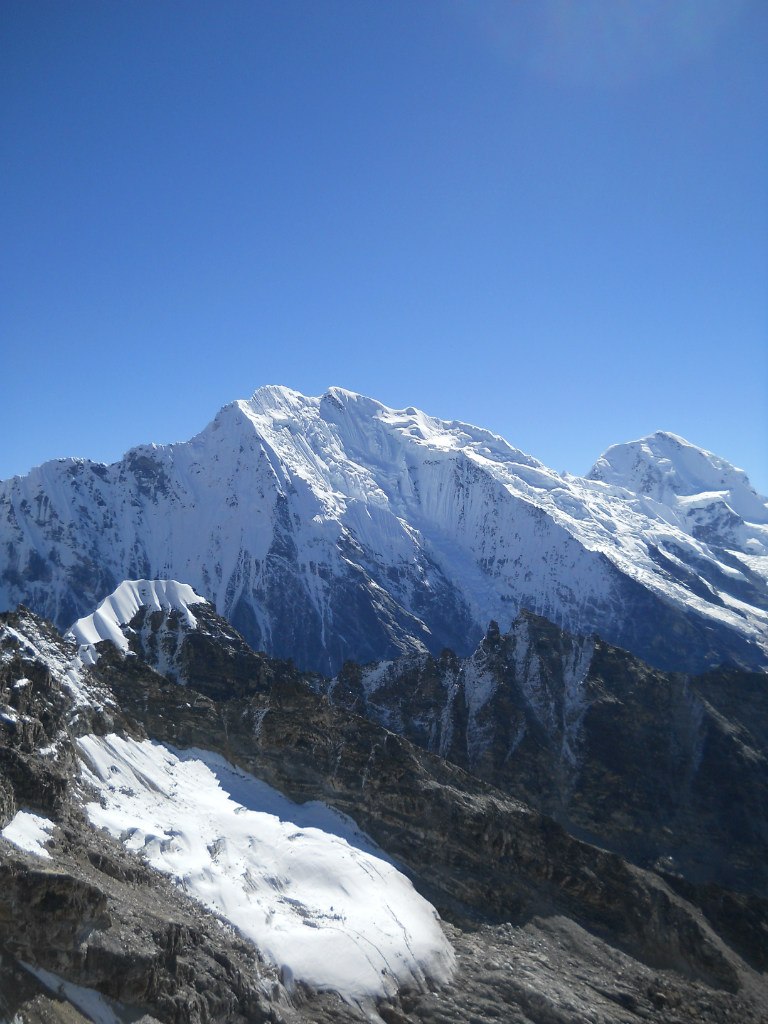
3, 0, 767, 492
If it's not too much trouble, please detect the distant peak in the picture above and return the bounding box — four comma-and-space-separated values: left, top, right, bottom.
647, 429, 688, 446
324, 385, 361, 402
249, 383, 304, 402
588, 431, 767, 521
320, 387, 387, 421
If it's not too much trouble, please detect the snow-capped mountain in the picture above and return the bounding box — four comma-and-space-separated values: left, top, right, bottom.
1, 386, 766, 673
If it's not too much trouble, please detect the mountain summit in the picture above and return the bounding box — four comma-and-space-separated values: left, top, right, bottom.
1, 386, 766, 673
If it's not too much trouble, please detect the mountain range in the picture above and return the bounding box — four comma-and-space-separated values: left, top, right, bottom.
1, 386, 766, 674
1, 387, 767, 1022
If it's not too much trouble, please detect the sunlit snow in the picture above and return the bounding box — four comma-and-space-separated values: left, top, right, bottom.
76, 734, 454, 1002
2, 386, 766, 671
1, 810, 56, 859
68, 579, 207, 659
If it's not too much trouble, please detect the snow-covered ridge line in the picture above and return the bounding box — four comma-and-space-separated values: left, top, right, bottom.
1, 385, 766, 674
66, 580, 207, 659
588, 430, 768, 524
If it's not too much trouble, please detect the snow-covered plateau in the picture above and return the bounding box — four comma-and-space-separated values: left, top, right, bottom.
1, 386, 766, 673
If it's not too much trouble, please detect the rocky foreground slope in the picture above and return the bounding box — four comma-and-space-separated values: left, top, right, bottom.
79, 580, 768, 902
2, 592, 765, 1022
1, 386, 766, 674
325, 612, 768, 899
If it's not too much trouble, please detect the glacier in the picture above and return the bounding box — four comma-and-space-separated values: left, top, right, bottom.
1, 385, 766, 673
76, 733, 454, 1003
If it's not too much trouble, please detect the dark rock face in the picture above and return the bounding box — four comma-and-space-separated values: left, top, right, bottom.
123, 602, 294, 700
2, 607, 767, 1023
322, 611, 768, 899
101, 597, 768, 900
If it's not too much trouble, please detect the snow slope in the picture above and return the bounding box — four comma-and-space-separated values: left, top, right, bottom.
1, 386, 766, 673
589, 431, 768, 525
67, 579, 206, 660
76, 733, 454, 1003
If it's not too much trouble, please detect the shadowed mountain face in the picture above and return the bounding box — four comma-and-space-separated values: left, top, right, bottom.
327, 612, 768, 899
2, 605, 768, 1024
85, 588, 768, 902
1, 387, 766, 674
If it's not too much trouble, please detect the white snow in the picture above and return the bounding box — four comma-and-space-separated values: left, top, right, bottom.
67, 579, 207, 659
1, 810, 55, 859
559, 636, 595, 767
21, 962, 127, 1024
588, 430, 768, 525
76, 734, 454, 1003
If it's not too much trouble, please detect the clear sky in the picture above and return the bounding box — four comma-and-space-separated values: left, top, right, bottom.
3, 1, 767, 493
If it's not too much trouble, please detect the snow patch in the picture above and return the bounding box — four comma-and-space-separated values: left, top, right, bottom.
1, 810, 56, 859
21, 962, 128, 1024
560, 638, 595, 767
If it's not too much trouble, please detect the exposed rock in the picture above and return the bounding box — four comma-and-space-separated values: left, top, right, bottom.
324, 611, 768, 897
1, 607, 767, 1023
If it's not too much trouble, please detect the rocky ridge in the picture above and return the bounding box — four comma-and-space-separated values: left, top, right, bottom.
93, 583, 768, 902
2, 605, 767, 1023
327, 612, 768, 899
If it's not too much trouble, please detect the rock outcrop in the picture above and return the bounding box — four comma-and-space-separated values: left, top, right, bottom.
326, 611, 768, 898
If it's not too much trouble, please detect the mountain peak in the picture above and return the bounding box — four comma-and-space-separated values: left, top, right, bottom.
2, 387, 766, 675
67, 579, 208, 658
588, 431, 768, 523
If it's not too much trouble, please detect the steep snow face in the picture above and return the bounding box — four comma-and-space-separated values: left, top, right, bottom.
589, 431, 768, 543
0, 386, 766, 673
587, 432, 768, 617
76, 734, 454, 1003
67, 579, 207, 660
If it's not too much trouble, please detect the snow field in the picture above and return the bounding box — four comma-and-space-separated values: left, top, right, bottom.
76, 734, 455, 1003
